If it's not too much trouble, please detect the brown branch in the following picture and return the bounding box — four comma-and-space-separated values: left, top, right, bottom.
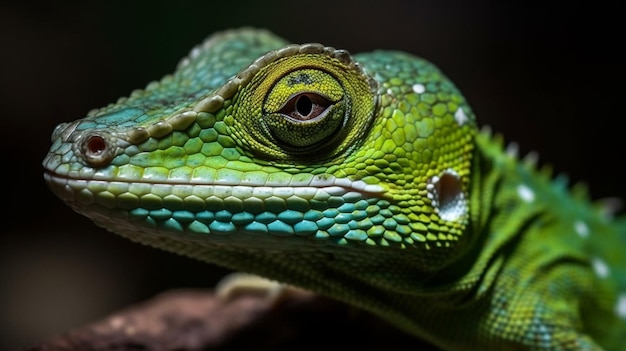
26, 288, 436, 350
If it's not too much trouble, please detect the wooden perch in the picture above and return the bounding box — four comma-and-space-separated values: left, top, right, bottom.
26, 288, 434, 350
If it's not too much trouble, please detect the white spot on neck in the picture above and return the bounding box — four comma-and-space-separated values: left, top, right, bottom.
454, 107, 468, 125
517, 184, 535, 202
574, 220, 589, 238
592, 257, 610, 279
505, 142, 519, 158
412, 83, 425, 94
616, 294, 626, 320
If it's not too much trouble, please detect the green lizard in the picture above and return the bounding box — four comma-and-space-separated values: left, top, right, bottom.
42, 28, 626, 350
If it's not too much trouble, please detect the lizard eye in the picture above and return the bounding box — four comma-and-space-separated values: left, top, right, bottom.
265, 92, 342, 148
260, 69, 346, 151
229, 48, 377, 162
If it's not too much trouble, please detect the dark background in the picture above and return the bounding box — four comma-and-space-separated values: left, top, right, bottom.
2, 1, 624, 349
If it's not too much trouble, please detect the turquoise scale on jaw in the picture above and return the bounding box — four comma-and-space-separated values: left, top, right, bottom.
303, 211, 323, 221
255, 212, 277, 224
267, 221, 294, 236
118, 192, 400, 244
172, 210, 195, 223
334, 213, 353, 224
196, 211, 214, 222
162, 218, 184, 232
277, 209, 304, 224
293, 221, 318, 236
231, 212, 254, 224
316, 217, 335, 230
150, 209, 172, 221
328, 223, 350, 237
215, 210, 232, 221
209, 220, 235, 233
244, 222, 268, 233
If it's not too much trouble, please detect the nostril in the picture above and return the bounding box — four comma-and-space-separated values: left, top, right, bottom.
86, 135, 107, 156
78, 132, 115, 167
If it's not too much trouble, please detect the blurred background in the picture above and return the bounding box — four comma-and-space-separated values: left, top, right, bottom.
2, 0, 624, 349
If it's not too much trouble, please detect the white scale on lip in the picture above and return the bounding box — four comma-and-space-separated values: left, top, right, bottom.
56, 173, 386, 208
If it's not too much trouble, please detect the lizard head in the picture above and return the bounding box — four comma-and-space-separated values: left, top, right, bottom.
44, 29, 477, 302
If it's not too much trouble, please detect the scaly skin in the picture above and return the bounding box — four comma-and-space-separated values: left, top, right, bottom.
43, 28, 626, 350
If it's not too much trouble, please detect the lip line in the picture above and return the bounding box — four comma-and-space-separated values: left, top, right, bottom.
43, 170, 387, 198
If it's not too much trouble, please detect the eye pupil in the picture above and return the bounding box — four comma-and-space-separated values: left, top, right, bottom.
295, 95, 313, 117
280, 93, 331, 121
